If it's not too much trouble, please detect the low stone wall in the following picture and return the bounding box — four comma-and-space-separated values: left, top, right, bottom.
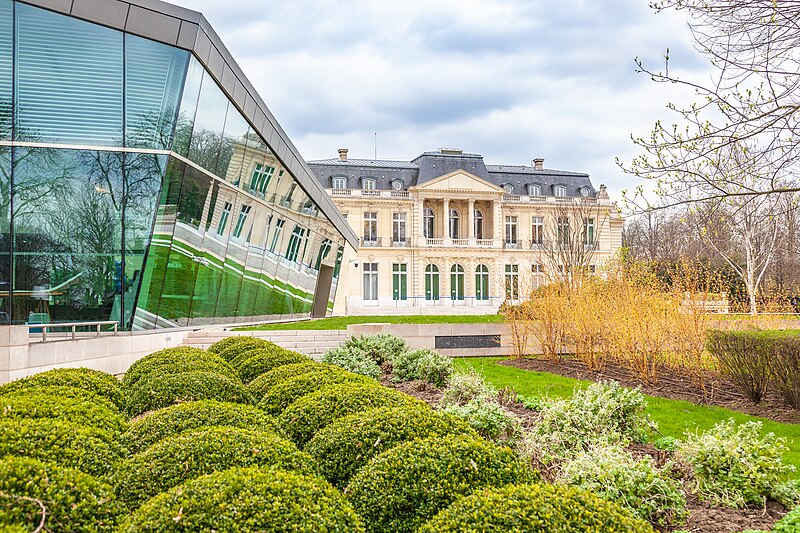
0, 326, 188, 384
346, 322, 518, 357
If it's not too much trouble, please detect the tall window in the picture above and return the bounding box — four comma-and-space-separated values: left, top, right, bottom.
332, 176, 346, 189
557, 216, 570, 246
531, 216, 544, 245
217, 201, 232, 235
363, 263, 378, 301
475, 264, 489, 300
528, 184, 541, 196
393, 212, 407, 243
392, 263, 408, 301
450, 264, 465, 300
505, 216, 518, 244
584, 218, 595, 245
425, 264, 440, 301
505, 264, 519, 299
285, 225, 306, 262
362, 177, 376, 190
474, 209, 484, 239
232, 205, 251, 238
363, 212, 377, 242
532, 263, 544, 289
449, 208, 460, 239
249, 164, 274, 195
554, 185, 567, 197
423, 207, 435, 239
269, 219, 285, 252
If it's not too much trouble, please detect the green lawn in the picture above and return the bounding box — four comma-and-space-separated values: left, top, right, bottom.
456, 357, 800, 472
236, 314, 504, 331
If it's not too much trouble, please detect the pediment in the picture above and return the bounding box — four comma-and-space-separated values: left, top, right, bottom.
410, 170, 504, 193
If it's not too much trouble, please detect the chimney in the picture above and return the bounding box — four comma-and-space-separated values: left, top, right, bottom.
338, 148, 349, 162
532, 158, 544, 171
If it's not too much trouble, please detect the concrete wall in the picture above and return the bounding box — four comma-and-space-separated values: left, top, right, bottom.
346, 322, 517, 357
0, 327, 188, 384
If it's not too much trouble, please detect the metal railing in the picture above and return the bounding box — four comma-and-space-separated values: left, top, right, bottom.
29, 320, 120, 342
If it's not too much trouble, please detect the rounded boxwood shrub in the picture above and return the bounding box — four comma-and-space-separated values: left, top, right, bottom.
278, 382, 422, 446
0, 418, 124, 476
123, 347, 237, 390
216, 337, 272, 363
0, 368, 125, 410
237, 348, 308, 383
418, 483, 654, 533
346, 434, 539, 532
0, 387, 127, 435
121, 399, 282, 454
207, 335, 257, 355
0, 456, 125, 532
257, 368, 370, 416
125, 371, 253, 417
119, 466, 365, 532
306, 405, 477, 488
114, 426, 315, 508
246, 361, 330, 400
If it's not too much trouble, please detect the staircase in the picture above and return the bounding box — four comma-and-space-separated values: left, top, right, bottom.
183, 329, 351, 359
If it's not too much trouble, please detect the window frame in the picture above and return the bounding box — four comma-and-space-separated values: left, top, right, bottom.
424, 264, 440, 301
363, 262, 378, 301
475, 264, 489, 301
392, 263, 408, 301
363, 211, 378, 242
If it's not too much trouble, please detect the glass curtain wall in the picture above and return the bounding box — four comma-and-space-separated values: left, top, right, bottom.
2, 0, 346, 328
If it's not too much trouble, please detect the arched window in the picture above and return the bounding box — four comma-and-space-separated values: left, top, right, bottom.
527, 183, 541, 196
474, 209, 484, 240
450, 264, 465, 300
362, 177, 376, 190
423, 207, 435, 238
425, 264, 440, 301
475, 264, 489, 301
332, 176, 346, 189
554, 185, 567, 197
449, 208, 460, 239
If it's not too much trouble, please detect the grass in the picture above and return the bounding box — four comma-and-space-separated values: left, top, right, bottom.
235, 314, 505, 330
455, 357, 800, 472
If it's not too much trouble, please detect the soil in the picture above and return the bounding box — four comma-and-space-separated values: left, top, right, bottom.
381, 370, 793, 533
500, 357, 800, 425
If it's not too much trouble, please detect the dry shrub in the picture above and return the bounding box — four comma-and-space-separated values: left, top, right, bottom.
523, 283, 569, 363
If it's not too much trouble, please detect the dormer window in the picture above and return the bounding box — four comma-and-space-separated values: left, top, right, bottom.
579, 187, 590, 197
362, 177, 377, 190
503, 184, 514, 194
332, 176, 346, 189
391, 179, 404, 191
554, 185, 567, 197
527, 184, 541, 196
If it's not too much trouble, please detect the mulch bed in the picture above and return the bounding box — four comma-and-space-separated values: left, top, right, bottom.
500, 357, 800, 425
380, 369, 793, 533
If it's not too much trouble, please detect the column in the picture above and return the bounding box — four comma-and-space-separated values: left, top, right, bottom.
442, 197, 451, 246
468, 199, 476, 246
414, 197, 426, 248
492, 199, 502, 248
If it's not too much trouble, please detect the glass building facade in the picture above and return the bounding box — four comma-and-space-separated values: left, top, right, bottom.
0, 0, 352, 329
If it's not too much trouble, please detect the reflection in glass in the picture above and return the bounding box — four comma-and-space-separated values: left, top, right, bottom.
0, 0, 11, 142
0, 150, 10, 321
15, 2, 123, 145
187, 70, 229, 174
172, 58, 204, 157
125, 35, 189, 150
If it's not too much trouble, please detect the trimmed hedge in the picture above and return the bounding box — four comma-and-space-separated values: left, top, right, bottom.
121, 399, 282, 454
306, 405, 477, 488
0, 387, 127, 435
346, 435, 539, 532
216, 337, 272, 363
417, 483, 654, 533
123, 347, 237, 390
125, 372, 253, 417
246, 361, 329, 400
0, 418, 124, 476
237, 348, 308, 383
278, 382, 422, 446
0, 368, 125, 409
0, 456, 124, 532
114, 426, 316, 508
207, 335, 259, 356
119, 466, 365, 532
257, 368, 370, 416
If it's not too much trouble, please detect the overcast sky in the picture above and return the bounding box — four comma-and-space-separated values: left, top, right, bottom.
179, 0, 710, 199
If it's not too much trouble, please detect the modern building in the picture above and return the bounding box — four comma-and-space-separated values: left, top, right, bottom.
309, 149, 623, 315
0, 0, 357, 329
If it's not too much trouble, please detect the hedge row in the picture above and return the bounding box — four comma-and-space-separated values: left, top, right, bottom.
114, 426, 315, 508
121, 399, 282, 454
0, 368, 125, 409
278, 381, 423, 446
125, 372, 253, 417
119, 466, 365, 532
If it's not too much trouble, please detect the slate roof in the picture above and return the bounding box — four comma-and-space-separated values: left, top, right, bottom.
307, 150, 597, 197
